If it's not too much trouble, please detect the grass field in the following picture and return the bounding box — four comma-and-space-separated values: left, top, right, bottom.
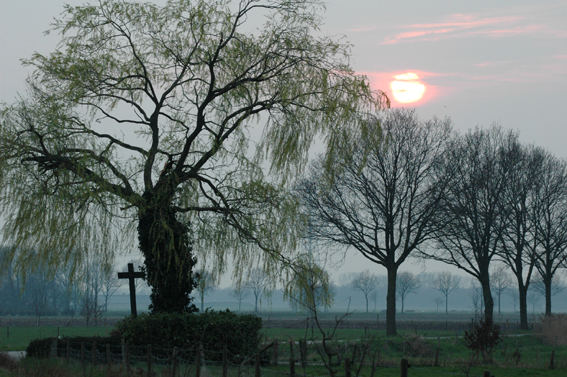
0, 326, 113, 351
0, 315, 566, 376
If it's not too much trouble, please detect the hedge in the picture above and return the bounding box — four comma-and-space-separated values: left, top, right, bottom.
116, 310, 262, 362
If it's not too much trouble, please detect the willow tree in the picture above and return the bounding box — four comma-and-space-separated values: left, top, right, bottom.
0, 0, 378, 313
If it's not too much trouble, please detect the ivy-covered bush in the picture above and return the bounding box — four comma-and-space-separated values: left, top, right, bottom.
116, 310, 262, 362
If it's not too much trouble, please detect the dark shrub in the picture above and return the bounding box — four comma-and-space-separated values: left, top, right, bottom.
27, 336, 122, 360
464, 317, 501, 363
116, 310, 262, 362
26, 338, 55, 358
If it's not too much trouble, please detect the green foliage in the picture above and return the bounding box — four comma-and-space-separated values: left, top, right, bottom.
116, 310, 261, 361
284, 254, 333, 311
0, 0, 382, 312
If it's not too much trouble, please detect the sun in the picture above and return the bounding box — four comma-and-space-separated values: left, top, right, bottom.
390, 72, 426, 104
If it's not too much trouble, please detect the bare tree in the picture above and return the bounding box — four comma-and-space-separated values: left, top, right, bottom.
496, 143, 543, 329
27, 268, 51, 327
195, 269, 217, 312
101, 269, 121, 314
434, 272, 461, 314
425, 127, 516, 324
231, 284, 249, 312
434, 297, 443, 313
490, 265, 511, 316
397, 272, 419, 313
298, 109, 452, 335
81, 262, 105, 326
245, 268, 271, 314
351, 271, 379, 313
532, 154, 567, 316
532, 277, 564, 302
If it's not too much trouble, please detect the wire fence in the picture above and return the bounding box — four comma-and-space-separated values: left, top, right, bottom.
41, 334, 565, 377
47, 336, 395, 377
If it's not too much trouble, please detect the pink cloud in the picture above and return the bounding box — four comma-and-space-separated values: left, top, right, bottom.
381, 12, 561, 45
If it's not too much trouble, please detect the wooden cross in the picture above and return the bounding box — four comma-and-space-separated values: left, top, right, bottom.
117, 263, 145, 317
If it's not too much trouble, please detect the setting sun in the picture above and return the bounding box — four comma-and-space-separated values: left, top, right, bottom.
390, 72, 426, 104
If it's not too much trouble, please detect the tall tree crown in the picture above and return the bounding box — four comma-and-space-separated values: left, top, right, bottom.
0, 0, 380, 279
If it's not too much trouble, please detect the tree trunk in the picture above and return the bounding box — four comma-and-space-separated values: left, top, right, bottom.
544, 277, 552, 316
445, 293, 448, 314
365, 295, 369, 313
138, 194, 198, 313
518, 283, 529, 330
386, 266, 397, 336
481, 279, 494, 325
498, 291, 501, 315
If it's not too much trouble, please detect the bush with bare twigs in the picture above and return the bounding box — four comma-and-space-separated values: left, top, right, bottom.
539, 314, 567, 346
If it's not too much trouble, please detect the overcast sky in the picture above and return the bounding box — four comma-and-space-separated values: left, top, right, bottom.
1, 0, 566, 283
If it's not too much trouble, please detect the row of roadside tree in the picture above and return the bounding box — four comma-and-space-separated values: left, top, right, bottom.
296, 109, 567, 335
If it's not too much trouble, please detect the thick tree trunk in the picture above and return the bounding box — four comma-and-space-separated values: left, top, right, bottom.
386, 266, 397, 336
138, 194, 198, 313
518, 282, 529, 330
481, 280, 494, 325
545, 277, 552, 316
365, 296, 369, 313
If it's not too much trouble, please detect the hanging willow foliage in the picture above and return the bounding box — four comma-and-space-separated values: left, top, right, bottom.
0, 0, 383, 306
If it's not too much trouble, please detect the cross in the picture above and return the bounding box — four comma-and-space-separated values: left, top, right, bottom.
117, 263, 145, 317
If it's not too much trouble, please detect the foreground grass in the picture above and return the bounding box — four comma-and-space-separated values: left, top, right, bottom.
0, 358, 566, 377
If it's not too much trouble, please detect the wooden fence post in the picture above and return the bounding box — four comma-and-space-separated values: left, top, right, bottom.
549, 350, 555, 370
80, 342, 86, 377
400, 358, 409, 377
272, 339, 279, 366
121, 337, 126, 367
49, 338, 58, 358
106, 343, 111, 375
65, 340, 70, 364
222, 343, 228, 377
171, 347, 178, 377
255, 353, 261, 377
370, 352, 377, 377
289, 340, 295, 377
194, 345, 201, 377
147, 344, 152, 377
299, 339, 307, 369
344, 357, 352, 377
125, 343, 131, 377
91, 341, 96, 365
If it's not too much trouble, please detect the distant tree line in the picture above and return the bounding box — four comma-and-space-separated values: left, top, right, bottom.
0, 247, 120, 325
